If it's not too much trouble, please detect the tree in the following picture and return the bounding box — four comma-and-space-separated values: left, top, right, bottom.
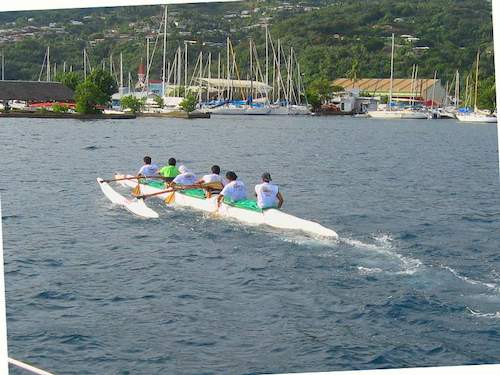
52, 103, 70, 113
55, 71, 82, 91
478, 76, 496, 111
74, 81, 107, 114
153, 95, 164, 108
305, 88, 322, 111
179, 92, 198, 113
120, 95, 145, 113
88, 69, 118, 99
347, 59, 359, 87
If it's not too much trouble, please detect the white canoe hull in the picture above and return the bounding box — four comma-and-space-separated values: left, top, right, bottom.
456, 112, 497, 123
118, 175, 338, 238
97, 178, 159, 219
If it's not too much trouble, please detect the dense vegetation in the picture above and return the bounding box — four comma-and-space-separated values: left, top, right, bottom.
0, 0, 495, 106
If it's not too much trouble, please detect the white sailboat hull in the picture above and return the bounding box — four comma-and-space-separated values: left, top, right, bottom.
456, 112, 497, 123
117, 175, 338, 238
269, 105, 311, 116
210, 105, 271, 115
368, 110, 428, 119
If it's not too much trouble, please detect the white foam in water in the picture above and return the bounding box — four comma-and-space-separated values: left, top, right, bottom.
466, 307, 500, 319
342, 233, 423, 275
357, 266, 383, 275
441, 265, 500, 293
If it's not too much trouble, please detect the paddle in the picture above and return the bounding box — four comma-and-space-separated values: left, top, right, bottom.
135, 182, 224, 200
102, 175, 170, 183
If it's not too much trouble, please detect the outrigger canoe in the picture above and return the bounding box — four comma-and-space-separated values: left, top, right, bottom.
97, 177, 159, 219
111, 174, 338, 239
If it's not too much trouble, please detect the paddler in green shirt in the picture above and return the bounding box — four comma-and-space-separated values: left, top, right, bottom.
159, 158, 180, 182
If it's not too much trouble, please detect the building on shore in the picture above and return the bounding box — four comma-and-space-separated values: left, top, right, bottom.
333, 78, 447, 106
0, 81, 74, 110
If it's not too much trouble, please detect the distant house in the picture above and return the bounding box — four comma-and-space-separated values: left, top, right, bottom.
0, 81, 74, 103
333, 78, 447, 105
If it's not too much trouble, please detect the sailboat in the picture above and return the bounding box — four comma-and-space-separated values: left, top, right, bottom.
368, 34, 428, 119
456, 50, 496, 123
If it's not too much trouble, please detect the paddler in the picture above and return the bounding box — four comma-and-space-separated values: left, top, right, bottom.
159, 157, 180, 182
196, 165, 225, 198
170, 165, 197, 186
254, 172, 284, 209
137, 156, 159, 180
217, 171, 247, 207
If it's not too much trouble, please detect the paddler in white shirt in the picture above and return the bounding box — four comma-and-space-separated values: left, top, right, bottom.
170, 165, 197, 186
254, 172, 284, 209
217, 171, 247, 207
196, 165, 225, 198
137, 156, 160, 181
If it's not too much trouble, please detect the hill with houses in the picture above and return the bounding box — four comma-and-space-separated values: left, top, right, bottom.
0, 0, 494, 95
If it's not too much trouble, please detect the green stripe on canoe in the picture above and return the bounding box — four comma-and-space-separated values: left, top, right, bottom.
143, 180, 166, 189
224, 198, 263, 213
179, 189, 206, 199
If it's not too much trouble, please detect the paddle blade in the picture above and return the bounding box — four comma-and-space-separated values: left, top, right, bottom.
132, 183, 142, 197
164, 192, 175, 204
202, 182, 224, 190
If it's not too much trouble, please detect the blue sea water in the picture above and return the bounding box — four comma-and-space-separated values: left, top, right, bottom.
0, 116, 499, 374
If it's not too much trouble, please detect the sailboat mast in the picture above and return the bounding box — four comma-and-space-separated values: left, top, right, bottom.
162, 5, 168, 97
207, 52, 211, 102
198, 52, 203, 103
455, 70, 459, 109
474, 49, 480, 111
1, 52, 4, 80
146, 36, 150, 92
249, 38, 253, 103
47, 46, 50, 82
184, 41, 188, 93
388, 33, 395, 110
120, 53, 123, 91
226, 37, 230, 100
83, 49, 87, 79
431, 70, 437, 110
277, 38, 281, 102
265, 25, 269, 86
217, 52, 221, 100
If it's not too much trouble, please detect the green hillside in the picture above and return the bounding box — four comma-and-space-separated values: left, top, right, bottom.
0, 0, 494, 90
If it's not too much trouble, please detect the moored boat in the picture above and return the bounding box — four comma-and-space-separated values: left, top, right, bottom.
456, 111, 496, 123
112, 175, 338, 238
368, 109, 428, 119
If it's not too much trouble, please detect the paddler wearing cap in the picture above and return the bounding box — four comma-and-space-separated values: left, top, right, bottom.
170, 165, 197, 186
255, 172, 284, 209
217, 171, 247, 207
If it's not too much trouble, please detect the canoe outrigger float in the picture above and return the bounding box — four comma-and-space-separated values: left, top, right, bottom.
97, 174, 338, 239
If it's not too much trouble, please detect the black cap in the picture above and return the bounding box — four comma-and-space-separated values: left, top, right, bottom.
262, 172, 272, 182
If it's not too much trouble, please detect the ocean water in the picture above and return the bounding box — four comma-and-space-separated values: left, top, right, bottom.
0, 116, 499, 374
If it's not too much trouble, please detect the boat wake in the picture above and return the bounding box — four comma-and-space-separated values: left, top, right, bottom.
466, 307, 500, 319
440, 265, 500, 293
341, 233, 423, 275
